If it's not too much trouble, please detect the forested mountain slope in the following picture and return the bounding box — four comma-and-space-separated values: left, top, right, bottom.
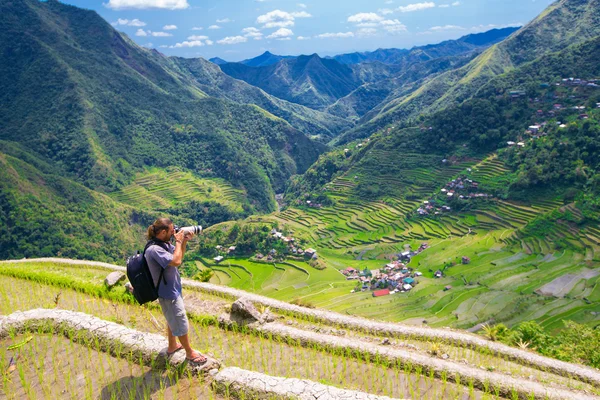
334, 0, 600, 144
0, 0, 325, 213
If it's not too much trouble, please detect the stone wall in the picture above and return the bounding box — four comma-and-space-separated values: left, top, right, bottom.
0, 308, 220, 375
0, 308, 405, 400
4, 258, 600, 389
213, 367, 403, 400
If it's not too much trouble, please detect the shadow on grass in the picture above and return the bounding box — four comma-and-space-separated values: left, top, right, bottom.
99, 369, 179, 400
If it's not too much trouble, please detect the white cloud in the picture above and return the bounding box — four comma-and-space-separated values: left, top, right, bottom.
172, 40, 204, 48
104, 0, 189, 10
208, 25, 221, 30
381, 19, 407, 32
112, 18, 146, 26
151, 31, 173, 36
217, 36, 248, 45
429, 25, 465, 31
396, 2, 435, 12
297, 35, 311, 40
357, 22, 378, 27
267, 27, 294, 39
257, 10, 295, 28
263, 20, 295, 28
291, 11, 312, 18
187, 35, 208, 40
297, 3, 307, 8
438, 4, 450, 7
255, 10, 311, 29
206, 40, 214, 45
379, 8, 394, 15
135, 29, 147, 36
216, 18, 233, 23
163, 25, 177, 30
192, 27, 203, 31
242, 27, 264, 39
142, 42, 153, 48
357, 28, 377, 37
316, 31, 354, 39
348, 13, 384, 23
452, 1, 460, 5
385, 0, 394, 3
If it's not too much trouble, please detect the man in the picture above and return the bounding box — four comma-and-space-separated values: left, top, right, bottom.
145, 218, 206, 363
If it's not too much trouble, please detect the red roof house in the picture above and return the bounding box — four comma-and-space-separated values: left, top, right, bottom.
373, 289, 390, 297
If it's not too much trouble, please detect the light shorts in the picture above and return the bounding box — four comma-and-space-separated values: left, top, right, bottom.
158, 295, 189, 337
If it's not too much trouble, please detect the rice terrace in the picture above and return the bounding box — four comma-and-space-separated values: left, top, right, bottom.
2, 0, 600, 398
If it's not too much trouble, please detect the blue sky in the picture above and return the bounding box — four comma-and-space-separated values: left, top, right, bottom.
62, 0, 555, 61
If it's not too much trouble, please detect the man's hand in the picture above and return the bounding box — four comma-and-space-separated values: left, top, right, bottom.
183, 231, 195, 241
174, 231, 186, 243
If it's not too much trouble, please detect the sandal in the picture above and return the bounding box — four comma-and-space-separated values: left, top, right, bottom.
167, 344, 184, 356
186, 352, 207, 363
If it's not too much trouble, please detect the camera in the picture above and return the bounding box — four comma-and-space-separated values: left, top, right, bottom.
174, 225, 202, 235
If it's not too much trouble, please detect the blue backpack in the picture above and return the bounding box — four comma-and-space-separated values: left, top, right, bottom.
126, 240, 169, 305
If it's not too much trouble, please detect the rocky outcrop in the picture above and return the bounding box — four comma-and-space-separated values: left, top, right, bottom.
104, 271, 125, 288
213, 367, 403, 400
220, 297, 276, 326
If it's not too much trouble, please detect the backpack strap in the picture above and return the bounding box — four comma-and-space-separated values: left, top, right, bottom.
144, 239, 171, 290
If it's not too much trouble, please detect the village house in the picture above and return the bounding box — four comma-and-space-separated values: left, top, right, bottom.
228, 246, 236, 253
462, 256, 471, 264
434, 270, 443, 278
214, 255, 224, 263
304, 248, 317, 259
373, 289, 390, 297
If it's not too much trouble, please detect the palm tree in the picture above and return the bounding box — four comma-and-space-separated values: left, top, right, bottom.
197, 269, 214, 282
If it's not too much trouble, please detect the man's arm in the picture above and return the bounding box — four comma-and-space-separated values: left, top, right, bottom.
168, 231, 192, 267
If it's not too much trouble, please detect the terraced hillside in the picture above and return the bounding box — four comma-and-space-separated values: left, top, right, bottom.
235, 146, 600, 331
2, 258, 600, 400
109, 168, 246, 212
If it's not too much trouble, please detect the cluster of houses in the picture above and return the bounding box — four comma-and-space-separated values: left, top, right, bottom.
343, 243, 432, 296
253, 229, 318, 262
560, 78, 599, 87
213, 245, 237, 262
507, 77, 599, 145
294, 199, 323, 208
417, 176, 491, 216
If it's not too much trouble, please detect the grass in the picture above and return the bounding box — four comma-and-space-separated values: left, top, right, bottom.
236, 151, 600, 334
0, 276, 499, 400
2, 272, 600, 399
109, 167, 246, 212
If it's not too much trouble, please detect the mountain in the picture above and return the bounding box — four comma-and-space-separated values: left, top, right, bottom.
220, 54, 401, 110
219, 29, 516, 112
240, 51, 296, 67
326, 53, 477, 120
209, 57, 228, 65
0, 0, 333, 261
169, 56, 352, 138
334, 0, 600, 144
330, 27, 519, 65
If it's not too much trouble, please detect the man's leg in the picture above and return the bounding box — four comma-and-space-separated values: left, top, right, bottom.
178, 333, 206, 362
166, 325, 179, 353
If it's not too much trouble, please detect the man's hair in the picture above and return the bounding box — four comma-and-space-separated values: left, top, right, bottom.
147, 218, 173, 240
